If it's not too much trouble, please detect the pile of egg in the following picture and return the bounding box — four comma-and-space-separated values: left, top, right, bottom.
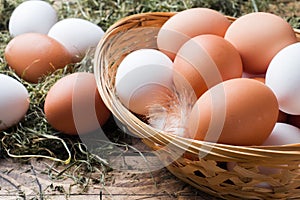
1, 0, 110, 135
115, 8, 300, 147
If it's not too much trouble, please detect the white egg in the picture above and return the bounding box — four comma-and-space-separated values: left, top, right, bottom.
48, 18, 104, 62
263, 122, 300, 145
227, 123, 300, 180
9, 0, 57, 37
266, 42, 300, 115
0, 74, 30, 130
115, 49, 174, 115
226, 162, 272, 189
226, 123, 300, 189
256, 123, 300, 176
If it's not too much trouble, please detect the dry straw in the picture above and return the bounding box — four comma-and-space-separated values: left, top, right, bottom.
94, 12, 300, 199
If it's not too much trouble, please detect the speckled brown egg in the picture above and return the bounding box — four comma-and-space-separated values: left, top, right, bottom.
187, 78, 279, 146
5, 33, 72, 83
44, 72, 111, 135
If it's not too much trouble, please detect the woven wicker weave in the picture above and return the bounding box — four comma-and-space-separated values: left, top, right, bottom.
94, 12, 300, 199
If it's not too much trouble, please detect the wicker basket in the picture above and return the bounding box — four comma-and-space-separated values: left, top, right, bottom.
94, 12, 300, 199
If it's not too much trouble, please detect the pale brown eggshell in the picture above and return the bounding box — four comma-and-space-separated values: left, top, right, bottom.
187, 78, 279, 146
5, 33, 72, 83
225, 12, 297, 74
44, 72, 111, 135
251, 77, 288, 123
157, 8, 231, 60
173, 34, 243, 98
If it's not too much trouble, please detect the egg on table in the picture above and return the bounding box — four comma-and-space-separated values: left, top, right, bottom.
0, 74, 30, 130
44, 72, 111, 135
5, 33, 72, 83
9, 0, 57, 37
48, 18, 105, 62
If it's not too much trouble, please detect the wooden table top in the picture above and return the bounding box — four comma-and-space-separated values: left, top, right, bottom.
0, 155, 220, 200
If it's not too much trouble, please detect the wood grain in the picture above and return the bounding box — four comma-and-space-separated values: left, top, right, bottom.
0, 155, 220, 200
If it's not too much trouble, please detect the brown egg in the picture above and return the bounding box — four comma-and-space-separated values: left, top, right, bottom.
44, 72, 111, 135
251, 77, 288, 123
251, 77, 266, 83
5, 33, 72, 83
173, 34, 243, 98
225, 12, 297, 74
157, 8, 231, 60
187, 78, 278, 146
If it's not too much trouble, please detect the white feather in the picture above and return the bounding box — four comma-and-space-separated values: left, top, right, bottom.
147, 87, 196, 137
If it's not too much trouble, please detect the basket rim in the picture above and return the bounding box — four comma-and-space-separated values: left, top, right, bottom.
106, 11, 300, 36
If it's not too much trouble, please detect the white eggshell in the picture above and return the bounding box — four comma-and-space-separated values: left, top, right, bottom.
115, 49, 174, 115
257, 123, 300, 176
263, 122, 300, 145
0, 74, 30, 130
266, 42, 300, 115
226, 162, 272, 189
9, 0, 57, 37
48, 18, 104, 62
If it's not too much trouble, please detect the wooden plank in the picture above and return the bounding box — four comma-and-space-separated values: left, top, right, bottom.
0, 132, 220, 200
0, 130, 221, 199
0, 157, 220, 200
0, 135, 221, 199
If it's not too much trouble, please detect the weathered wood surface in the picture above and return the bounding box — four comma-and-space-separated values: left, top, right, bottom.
0, 127, 221, 200
0, 155, 220, 200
